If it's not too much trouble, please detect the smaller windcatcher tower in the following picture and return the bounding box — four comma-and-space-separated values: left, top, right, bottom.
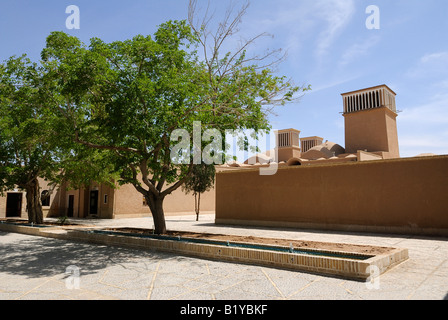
300, 136, 324, 153
276, 129, 301, 162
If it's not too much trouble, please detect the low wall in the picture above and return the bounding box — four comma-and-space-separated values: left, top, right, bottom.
215, 155, 448, 236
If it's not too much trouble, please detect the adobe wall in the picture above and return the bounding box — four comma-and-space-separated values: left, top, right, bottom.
0, 178, 61, 219
113, 183, 215, 218
215, 155, 448, 236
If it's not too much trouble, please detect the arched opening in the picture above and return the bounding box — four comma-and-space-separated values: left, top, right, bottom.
287, 158, 302, 166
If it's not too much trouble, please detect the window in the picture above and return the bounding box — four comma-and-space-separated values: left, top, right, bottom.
41, 190, 50, 207
104, 194, 108, 204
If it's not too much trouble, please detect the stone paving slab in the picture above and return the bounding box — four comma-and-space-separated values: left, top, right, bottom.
0, 214, 448, 301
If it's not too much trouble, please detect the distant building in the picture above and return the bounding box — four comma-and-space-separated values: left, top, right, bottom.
240, 84, 401, 167
1, 85, 442, 224
214, 85, 448, 236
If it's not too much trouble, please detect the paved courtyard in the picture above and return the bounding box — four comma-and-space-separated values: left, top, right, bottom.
1, 214, 448, 301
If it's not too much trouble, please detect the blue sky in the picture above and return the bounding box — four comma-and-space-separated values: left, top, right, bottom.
1, 0, 447, 157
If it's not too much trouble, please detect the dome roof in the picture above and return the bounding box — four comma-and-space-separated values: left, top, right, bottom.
301, 141, 345, 160
227, 161, 242, 167
415, 153, 437, 157
244, 149, 275, 165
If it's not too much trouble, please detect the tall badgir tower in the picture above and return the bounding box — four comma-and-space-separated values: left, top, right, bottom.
245, 84, 401, 165
341, 84, 400, 159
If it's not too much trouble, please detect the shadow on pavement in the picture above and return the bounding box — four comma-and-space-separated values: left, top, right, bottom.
0, 231, 183, 279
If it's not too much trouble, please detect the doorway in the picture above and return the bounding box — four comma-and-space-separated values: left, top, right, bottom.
67, 195, 75, 217
89, 190, 99, 215
6, 193, 23, 217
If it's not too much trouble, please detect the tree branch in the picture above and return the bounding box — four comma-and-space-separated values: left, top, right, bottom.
160, 162, 194, 197
74, 130, 139, 153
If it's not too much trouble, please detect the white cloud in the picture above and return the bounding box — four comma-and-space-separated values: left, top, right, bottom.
339, 35, 381, 67
399, 135, 448, 157
313, 0, 356, 61
398, 93, 448, 156
309, 74, 361, 94
434, 80, 448, 89
400, 135, 448, 149
406, 51, 448, 79
245, 0, 355, 65
400, 93, 448, 125
420, 52, 448, 64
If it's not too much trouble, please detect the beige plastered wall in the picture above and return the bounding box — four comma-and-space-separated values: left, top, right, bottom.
215, 155, 448, 236
0, 172, 215, 220
0, 178, 61, 220
112, 182, 215, 218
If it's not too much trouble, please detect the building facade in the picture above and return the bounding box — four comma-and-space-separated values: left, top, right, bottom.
215, 84, 448, 236
2, 84, 444, 229
0, 178, 216, 220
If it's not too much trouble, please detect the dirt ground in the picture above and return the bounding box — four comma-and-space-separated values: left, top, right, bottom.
2, 219, 393, 256
105, 227, 393, 256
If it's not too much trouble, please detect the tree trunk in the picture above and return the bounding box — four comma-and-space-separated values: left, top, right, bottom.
146, 194, 167, 235
25, 178, 43, 224
195, 192, 201, 222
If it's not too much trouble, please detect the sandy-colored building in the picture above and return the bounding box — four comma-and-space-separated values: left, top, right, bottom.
215, 84, 448, 236
0, 178, 216, 220
2, 84, 446, 235
238, 84, 401, 167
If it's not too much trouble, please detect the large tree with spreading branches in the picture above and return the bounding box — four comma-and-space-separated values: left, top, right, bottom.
38, 1, 308, 234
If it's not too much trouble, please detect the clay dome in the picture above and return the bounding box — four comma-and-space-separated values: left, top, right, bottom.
227, 161, 242, 167
301, 141, 345, 160
415, 153, 437, 157
244, 150, 275, 165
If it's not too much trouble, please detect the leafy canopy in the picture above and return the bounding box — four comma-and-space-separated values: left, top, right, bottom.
41, 20, 301, 199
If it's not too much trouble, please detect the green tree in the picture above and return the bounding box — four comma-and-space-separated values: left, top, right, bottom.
182, 163, 216, 221
0, 54, 116, 224
0, 55, 61, 223
41, 5, 307, 234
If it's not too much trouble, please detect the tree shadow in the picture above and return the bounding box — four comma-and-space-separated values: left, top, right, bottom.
0, 231, 182, 279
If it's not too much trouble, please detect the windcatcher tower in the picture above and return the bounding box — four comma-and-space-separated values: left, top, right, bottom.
342, 85, 400, 159
276, 129, 301, 162
300, 136, 324, 153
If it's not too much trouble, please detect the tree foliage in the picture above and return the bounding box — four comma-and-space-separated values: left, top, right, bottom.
0, 53, 117, 223
182, 163, 216, 221
0, 55, 62, 223
40, 9, 307, 234
1, 1, 308, 232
